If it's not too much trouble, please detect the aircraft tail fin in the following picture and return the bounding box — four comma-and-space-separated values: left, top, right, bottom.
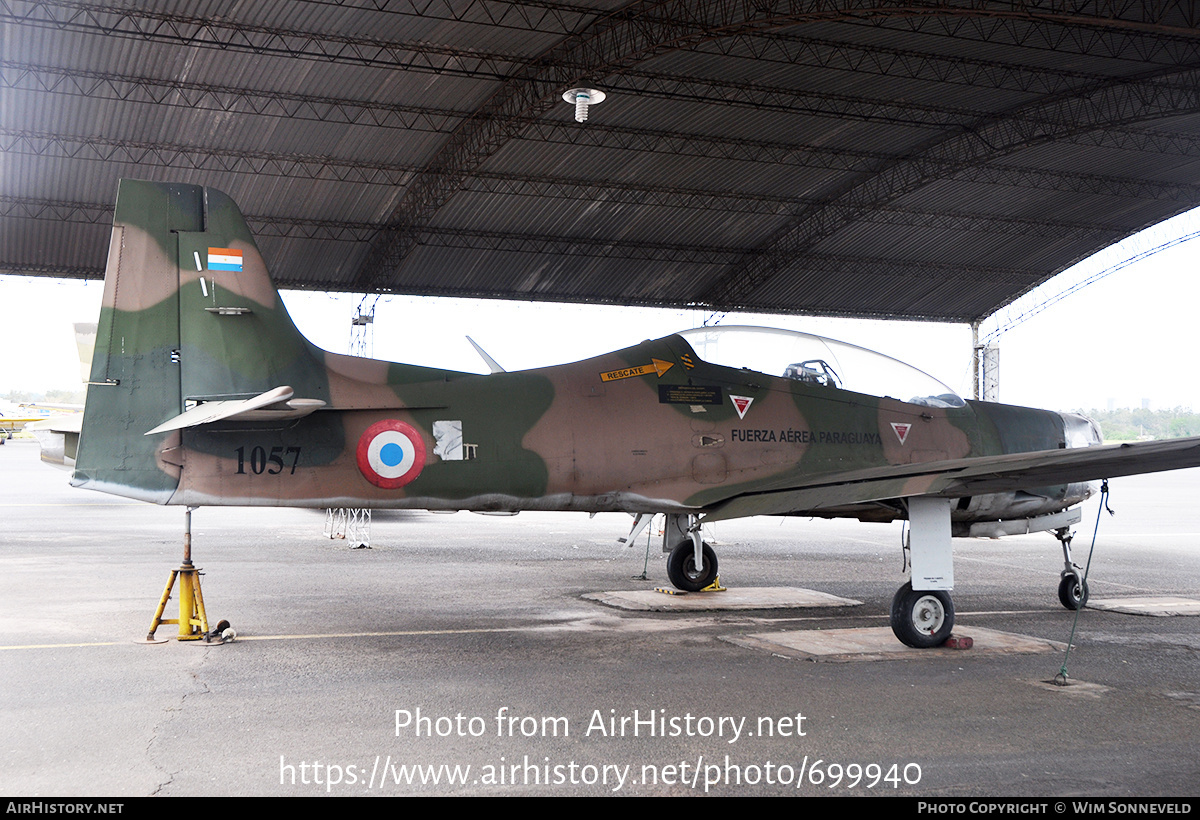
72, 179, 328, 502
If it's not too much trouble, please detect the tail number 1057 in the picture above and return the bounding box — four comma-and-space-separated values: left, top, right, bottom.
235, 445, 302, 475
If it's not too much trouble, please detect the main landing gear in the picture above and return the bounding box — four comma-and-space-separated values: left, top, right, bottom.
666, 539, 718, 591
1054, 527, 1088, 610
658, 513, 719, 592
890, 582, 955, 648
890, 497, 957, 648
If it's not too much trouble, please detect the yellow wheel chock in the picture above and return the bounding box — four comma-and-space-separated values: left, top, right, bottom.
654, 575, 726, 595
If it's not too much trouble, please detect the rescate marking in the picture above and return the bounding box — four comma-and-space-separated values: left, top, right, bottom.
730, 395, 753, 419
357, 419, 426, 489
599, 358, 675, 382
891, 422, 911, 445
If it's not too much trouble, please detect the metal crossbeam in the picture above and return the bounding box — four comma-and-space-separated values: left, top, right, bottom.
353, 0, 1200, 288
701, 66, 1200, 311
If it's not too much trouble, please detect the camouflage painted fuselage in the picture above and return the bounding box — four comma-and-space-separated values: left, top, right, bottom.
71, 180, 1095, 529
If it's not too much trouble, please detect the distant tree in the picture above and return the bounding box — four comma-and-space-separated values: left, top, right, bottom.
2, 390, 43, 403
44, 389, 86, 405
1071, 407, 1200, 441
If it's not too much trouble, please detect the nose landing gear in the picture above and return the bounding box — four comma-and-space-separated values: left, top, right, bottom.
1054, 527, 1088, 610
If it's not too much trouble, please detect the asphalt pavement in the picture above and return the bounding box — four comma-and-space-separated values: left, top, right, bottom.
2, 440, 1198, 796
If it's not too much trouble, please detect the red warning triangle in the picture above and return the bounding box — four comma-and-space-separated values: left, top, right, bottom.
890, 422, 911, 445
731, 395, 753, 419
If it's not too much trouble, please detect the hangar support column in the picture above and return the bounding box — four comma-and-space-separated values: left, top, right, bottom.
971, 322, 1000, 402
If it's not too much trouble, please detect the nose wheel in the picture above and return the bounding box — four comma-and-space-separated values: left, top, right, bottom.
1054, 527, 1089, 610
890, 582, 955, 648
1058, 573, 1089, 610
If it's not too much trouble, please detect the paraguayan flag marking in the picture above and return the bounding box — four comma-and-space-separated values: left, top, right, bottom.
207, 247, 244, 272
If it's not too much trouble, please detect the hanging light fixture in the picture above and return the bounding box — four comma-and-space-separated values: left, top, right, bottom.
562, 87, 606, 122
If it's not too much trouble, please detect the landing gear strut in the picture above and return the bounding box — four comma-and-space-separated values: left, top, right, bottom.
1054, 527, 1088, 610
890, 582, 955, 648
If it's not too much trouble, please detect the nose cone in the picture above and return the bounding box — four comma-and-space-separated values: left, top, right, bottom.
1061, 412, 1103, 449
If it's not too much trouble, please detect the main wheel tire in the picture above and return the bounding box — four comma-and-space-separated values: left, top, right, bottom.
666, 540, 718, 592
890, 582, 955, 648
1058, 574, 1089, 610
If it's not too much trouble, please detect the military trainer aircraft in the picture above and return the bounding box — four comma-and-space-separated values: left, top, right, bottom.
71, 179, 1200, 647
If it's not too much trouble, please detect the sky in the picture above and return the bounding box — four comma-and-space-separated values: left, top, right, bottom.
2, 207, 1199, 414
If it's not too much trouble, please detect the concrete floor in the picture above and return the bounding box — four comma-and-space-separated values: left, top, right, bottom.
2, 439, 1199, 796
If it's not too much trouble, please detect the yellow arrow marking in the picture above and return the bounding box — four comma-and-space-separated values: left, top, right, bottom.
599, 358, 675, 382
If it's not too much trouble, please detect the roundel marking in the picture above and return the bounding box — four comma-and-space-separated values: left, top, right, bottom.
356, 420, 426, 489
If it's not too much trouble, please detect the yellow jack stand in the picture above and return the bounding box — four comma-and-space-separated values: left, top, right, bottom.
147, 560, 211, 641
146, 507, 215, 642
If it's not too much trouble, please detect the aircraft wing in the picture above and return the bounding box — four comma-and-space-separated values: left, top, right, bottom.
703, 436, 1200, 522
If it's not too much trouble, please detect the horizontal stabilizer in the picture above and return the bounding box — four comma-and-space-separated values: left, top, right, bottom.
144, 386, 325, 435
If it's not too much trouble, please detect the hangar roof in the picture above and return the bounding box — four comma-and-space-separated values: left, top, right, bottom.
3, 1, 1200, 323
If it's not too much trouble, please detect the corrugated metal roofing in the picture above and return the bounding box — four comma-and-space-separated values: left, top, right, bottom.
3, 1, 1200, 322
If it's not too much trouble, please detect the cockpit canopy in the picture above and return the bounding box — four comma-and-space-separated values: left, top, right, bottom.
677, 326, 965, 409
